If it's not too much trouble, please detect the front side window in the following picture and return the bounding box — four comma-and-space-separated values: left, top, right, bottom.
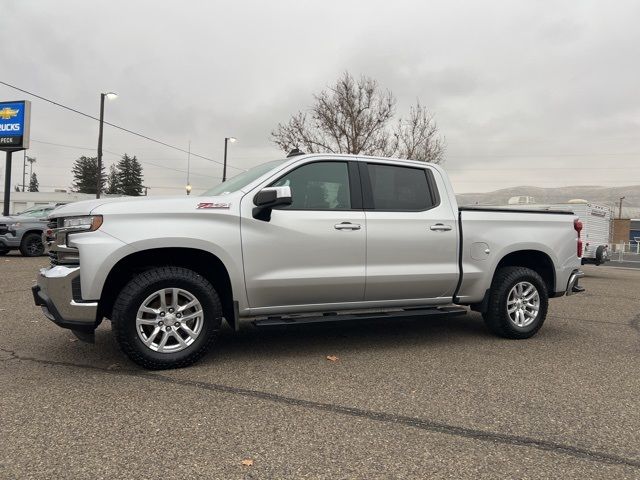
272, 161, 351, 210
367, 163, 434, 211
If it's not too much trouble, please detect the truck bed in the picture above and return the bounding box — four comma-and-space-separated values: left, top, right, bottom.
459, 205, 575, 215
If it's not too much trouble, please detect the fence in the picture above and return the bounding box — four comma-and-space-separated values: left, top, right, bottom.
608, 241, 640, 263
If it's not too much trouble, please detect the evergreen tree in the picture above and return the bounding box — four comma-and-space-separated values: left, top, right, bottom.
116, 154, 144, 196
72, 156, 106, 194
106, 164, 120, 194
28, 173, 39, 192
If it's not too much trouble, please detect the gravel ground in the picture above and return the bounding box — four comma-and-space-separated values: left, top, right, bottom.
1, 252, 639, 479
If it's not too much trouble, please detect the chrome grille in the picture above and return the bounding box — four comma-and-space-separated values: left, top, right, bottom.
47, 217, 80, 267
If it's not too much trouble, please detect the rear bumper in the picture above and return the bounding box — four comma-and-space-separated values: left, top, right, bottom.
32, 266, 99, 332
565, 269, 585, 296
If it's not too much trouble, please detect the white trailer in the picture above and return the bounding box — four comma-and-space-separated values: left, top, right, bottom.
542, 201, 611, 265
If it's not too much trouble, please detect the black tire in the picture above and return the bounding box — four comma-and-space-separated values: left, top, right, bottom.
20, 232, 45, 257
482, 266, 549, 339
112, 266, 223, 370
595, 245, 605, 266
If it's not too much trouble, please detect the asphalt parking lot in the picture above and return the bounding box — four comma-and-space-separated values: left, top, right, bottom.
1, 254, 639, 479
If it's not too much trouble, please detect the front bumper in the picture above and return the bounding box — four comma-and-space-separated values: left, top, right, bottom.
565, 270, 585, 296
32, 266, 99, 333
0, 233, 19, 249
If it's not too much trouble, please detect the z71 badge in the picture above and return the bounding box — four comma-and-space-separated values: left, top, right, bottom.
197, 202, 231, 209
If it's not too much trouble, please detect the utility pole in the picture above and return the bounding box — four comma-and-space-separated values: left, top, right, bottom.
27, 156, 36, 178
618, 196, 625, 219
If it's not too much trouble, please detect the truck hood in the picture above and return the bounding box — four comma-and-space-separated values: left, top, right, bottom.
0, 214, 47, 224
49, 195, 239, 218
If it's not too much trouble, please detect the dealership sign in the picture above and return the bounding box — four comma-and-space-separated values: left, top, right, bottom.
0, 100, 31, 150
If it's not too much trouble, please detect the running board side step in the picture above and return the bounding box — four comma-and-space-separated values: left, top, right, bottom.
252, 306, 467, 327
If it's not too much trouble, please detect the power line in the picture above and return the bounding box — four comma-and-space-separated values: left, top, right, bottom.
0, 80, 246, 172
29, 139, 220, 178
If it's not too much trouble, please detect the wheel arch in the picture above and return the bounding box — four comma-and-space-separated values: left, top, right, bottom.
493, 249, 556, 294
470, 249, 556, 313
99, 247, 236, 329
20, 229, 45, 244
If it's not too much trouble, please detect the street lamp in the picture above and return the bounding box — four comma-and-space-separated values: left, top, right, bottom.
96, 92, 118, 198
186, 183, 192, 195
222, 136, 237, 182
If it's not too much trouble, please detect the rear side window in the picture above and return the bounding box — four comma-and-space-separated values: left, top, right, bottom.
367, 163, 435, 211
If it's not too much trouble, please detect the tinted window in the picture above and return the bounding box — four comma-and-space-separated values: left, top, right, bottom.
367, 164, 433, 211
272, 162, 351, 210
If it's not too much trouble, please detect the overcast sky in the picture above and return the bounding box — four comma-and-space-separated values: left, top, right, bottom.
1, 0, 640, 194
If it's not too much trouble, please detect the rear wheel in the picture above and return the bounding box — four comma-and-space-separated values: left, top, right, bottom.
112, 267, 223, 369
482, 266, 548, 339
20, 233, 44, 257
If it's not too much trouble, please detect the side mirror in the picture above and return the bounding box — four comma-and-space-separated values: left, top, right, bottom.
252, 186, 292, 221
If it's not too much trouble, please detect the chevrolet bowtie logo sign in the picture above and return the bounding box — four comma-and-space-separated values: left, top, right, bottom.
0, 107, 19, 120
0, 100, 31, 151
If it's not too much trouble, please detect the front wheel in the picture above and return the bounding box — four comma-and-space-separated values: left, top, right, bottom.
20, 232, 45, 257
112, 267, 223, 369
482, 266, 549, 339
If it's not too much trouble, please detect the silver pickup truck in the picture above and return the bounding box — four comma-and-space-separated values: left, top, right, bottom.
0, 204, 58, 256
33, 153, 585, 369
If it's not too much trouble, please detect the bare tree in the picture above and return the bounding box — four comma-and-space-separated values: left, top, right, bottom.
393, 102, 445, 163
272, 72, 445, 164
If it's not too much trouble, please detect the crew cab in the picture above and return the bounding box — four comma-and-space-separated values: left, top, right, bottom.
32, 154, 585, 369
0, 204, 59, 256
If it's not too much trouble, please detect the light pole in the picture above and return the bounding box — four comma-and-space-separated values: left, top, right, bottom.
96, 92, 118, 198
186, 140, 191, 195
619, 196, 626, 219
222, 137, 237, 182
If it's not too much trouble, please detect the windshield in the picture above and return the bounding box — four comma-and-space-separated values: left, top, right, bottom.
15, 207, 52, 217
202, 159, 286, 196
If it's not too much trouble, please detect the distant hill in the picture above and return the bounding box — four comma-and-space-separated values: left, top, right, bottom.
456, 185, 640, 218
457, 185, 638, 209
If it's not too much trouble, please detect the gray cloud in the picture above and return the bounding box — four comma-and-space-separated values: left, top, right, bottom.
1, 0, 640, 195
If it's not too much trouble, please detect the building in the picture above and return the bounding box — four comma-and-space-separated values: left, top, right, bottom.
0, 191, 120, 214
631, 219, 640, 243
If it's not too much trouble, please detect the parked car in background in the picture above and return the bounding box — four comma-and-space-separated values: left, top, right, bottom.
0, 204, 61, 256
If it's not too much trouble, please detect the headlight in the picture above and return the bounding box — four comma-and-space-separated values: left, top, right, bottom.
62, 215, 103, 232
9, 222, 21, 230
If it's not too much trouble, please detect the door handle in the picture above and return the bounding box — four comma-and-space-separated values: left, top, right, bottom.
429, 223, 452, 232
334, 222, 361, 231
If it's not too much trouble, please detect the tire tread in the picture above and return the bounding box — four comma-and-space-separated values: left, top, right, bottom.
111, 266, 222, 370
483, 266, 548, 339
